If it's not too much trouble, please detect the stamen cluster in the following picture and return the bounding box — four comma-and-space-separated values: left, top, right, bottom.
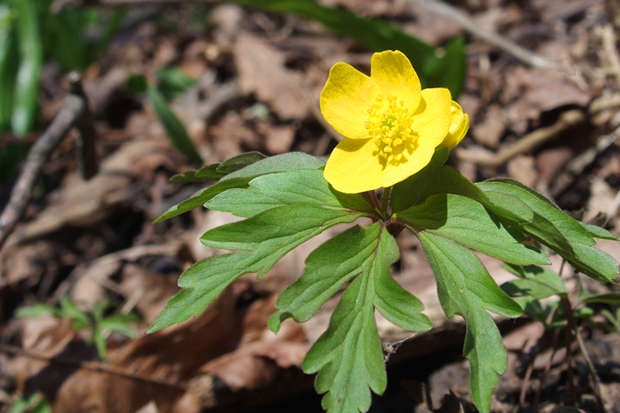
364, 95, 416, 166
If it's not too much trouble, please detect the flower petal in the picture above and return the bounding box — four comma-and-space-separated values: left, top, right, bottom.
440, 101, 469, 149
411, 88, 452, 147
370, 50, 421, 112
381, 144, 437, 188
320, 62, 380, 139
324, 138, 384, 193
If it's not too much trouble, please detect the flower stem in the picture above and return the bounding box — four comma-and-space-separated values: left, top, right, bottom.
381, 186, 392, 220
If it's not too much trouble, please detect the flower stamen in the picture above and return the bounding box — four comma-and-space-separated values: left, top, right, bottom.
364, 95, 417, 168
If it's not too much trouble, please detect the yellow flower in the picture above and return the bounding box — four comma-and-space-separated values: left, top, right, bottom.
321, 50, 469, 194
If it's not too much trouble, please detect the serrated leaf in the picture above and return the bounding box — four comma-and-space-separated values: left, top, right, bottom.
170, 167, 223, 182
480, 191, 534, 223
501, 264, 566, 299
155, 152, 326, 223
215, 151, 268, 174
373, 265, 432, 332
153, 177, 251, 223
202, 205, 365, 276
477, 179, 594, 246
272, 223, 385, 329
395, 194, 549, 266
170, 152, 267, 183
418, 232, 522, 413
220, 151, 326, 182
302, 224, 398, 413
149, 205, 364, 332
271, 222, 431, 335
477, 179, 619, 283
579, 221, 619, 241
206, 169, 372, 217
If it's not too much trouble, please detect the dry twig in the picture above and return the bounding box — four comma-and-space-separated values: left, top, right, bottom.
0, 73, 98, 250
409, 0, 573, 75
455, 110, 586, 166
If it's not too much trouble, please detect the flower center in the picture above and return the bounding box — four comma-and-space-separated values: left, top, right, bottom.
364, 94, 417, 167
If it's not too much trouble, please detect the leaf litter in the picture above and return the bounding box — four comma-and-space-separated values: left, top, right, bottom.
1, 0, 620, 412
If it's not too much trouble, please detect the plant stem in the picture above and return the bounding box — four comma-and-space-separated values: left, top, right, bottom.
362, 191, 381, 211
574, 325, 607, 412
560, 296, 577, 406
381, 186, 392, 219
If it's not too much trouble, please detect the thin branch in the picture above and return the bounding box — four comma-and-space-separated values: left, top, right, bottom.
455, 109, 586, 166
410, 0, 573, 75
70, 72, 99, 180
574, 326, 607, 412
0, 73, 97, 250
560, 296, 577, 406
599, 24, 620, 87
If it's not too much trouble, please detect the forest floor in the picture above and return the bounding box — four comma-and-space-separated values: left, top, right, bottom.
1, 0, 620, 412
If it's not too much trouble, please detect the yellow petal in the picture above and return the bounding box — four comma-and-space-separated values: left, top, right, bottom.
320, 62, 380, 139
324, 138, 384, 193
370, 50, 421, 112
440, 101, 469, 149
411, 88, 452, 147
381, 144, 438, 188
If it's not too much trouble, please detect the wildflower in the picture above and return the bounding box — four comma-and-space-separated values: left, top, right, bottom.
321, 50, 469, 194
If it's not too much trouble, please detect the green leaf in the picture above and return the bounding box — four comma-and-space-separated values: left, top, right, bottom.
424, 35, 467, 98
579, 292, 620, 306
395, 194, 549, 266
15, 303, 62, 318
391, 147, 449, 213
477, 179, 619, 283
373, 264, 432, 332
154, 153, 326, 223
59, 297, 91, 330
145, 82, 203, 165
9, 392, 50, 413
501, 264, 566, 300
302, 223, 403, 413
419, 232, 522, 413
219, 151, 326, 182
156, 67, 196, 100
98, 313, 140, 339
206, 169, 372, 217
215, 152, 268, 174
149, 205, 364, 332
170, 152, 267, 182
412, 165, 492, 209
479, 191, 534, 224
477, 179, 594, 244
91, 328, 107, 359
271, 222, 430, 334
271, 224, 382, 330
579, 221, 619, 241
153, 178, 251, 223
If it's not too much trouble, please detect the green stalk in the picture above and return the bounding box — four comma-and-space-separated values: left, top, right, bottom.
0, 4, 14, 131
381, 186, 392, 220
11, 0, 42, 135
